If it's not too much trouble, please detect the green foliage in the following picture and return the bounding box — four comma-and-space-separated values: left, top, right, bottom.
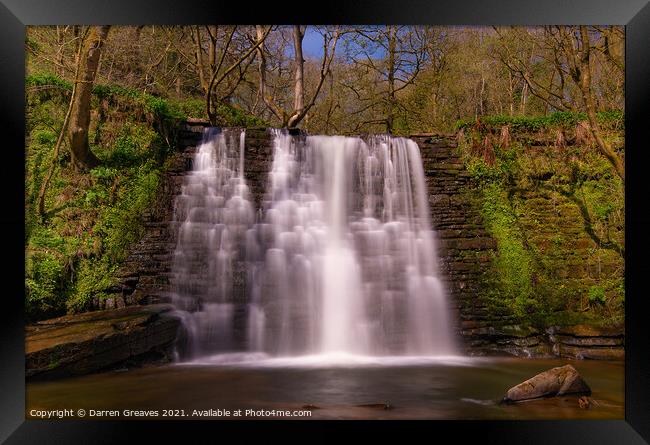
26, 71, 270, 321
212, 102, 268, 127
90, 166, 119, 181
25, 73, 184, 320
455, 110, 624, 133
95, 163, 160, 263
596, 110, 624, 129
100, 123, 160, 166
587, 277, 624, 312
25, 226, 82, 320
66, 258, 117, 313
93, 83, 186, 122
466, 157, 505, 184
463, 141, 520, 185
93, 80, 266, 127
92, 83, 137, 100
28, 226, 69, 252
463, 119, 624, 328
479, 182, 536, 318
587, 285, 607, 305
172, 98, 208, 120
25, 252, 66, 319
25, 125, 62, 240
32, 129, 57, 145
569, 151, 619, 183
460, 139, 542, 321
143, 95, 185, 121
25, 73, 73, 114
26, 73, 72, 91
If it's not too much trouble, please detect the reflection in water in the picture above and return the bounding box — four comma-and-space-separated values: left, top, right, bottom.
26, 358, 623, 420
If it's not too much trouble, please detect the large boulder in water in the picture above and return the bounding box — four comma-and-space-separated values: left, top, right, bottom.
501, 364, 591, 403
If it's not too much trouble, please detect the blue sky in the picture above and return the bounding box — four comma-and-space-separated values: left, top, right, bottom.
300, 26, 385, 60
302, 27, 328, 58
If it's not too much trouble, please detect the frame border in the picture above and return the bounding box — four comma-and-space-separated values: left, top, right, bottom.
2, 1, 649, 442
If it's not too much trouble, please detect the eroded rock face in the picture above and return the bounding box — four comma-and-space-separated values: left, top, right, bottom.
501, 364, 591, 403
26, 304, 181, 380
462, 323, 624, 360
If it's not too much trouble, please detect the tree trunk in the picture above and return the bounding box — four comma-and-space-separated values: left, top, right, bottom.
204, 26, 266, 125
508, 72, 514, 116
386, 26, 397, 134
208, 26, 217, 73
73, 26, 81, 58
577, 26, 625, 182
56, 26, 65, 77
68, 25, 110, 171
37, 34, 86, 221
256, 25, 284, 124
290, 25, 305, 127
194, 26, 208, 93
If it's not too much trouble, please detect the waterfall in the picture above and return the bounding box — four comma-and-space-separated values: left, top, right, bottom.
171, 128, 455, 360
170, 128, 254, 357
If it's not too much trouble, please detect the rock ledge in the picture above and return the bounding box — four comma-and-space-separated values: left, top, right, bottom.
26, 304, 181, 380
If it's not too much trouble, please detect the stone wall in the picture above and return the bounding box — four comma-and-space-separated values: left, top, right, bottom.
103, 123, 623, 360
242, 127, 275, 207
412, 134, 623, 359
411, 134, 499, 338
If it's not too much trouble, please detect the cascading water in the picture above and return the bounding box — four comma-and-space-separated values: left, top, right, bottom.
170, 128, 254, 358
171, 128, 455, 361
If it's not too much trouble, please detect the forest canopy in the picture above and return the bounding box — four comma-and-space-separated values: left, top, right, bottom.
25, 25, 624, 324
26, 25, 624, 135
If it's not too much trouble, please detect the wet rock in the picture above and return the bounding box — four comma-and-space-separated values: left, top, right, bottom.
112, 321, 129, 331
557, 345, 624, 361
578, 396, 595, 409
357, 402, 393, 410
501, 364, 591, 403
26, 304, 181, 380
463, 322, 624, 360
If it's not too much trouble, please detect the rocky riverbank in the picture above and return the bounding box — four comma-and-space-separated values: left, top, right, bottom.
26, 304, 181, 380
25, 304, 622, 382
24, 125, 624, 378
462, 323, 624, 360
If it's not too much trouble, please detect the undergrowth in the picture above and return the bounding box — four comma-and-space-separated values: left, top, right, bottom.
459, 120, 624, 328
25, 72, 264, 321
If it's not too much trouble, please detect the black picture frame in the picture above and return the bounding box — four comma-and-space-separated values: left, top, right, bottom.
2, 0, 649, 442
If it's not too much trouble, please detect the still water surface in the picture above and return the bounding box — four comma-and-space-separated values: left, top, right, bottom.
26, 356, 623, 420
